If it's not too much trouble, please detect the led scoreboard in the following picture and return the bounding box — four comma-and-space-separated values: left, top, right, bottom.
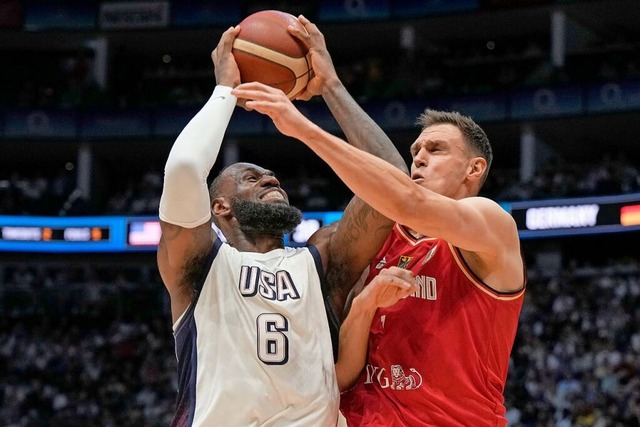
0, 216, 123, 252
1, 225, 109, 242
507, 193, 640, 239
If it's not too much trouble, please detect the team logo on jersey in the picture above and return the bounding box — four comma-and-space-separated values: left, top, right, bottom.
421, 246, 438, 265
390, 365, 423, 390
397, 256, 412, 269
375, 257, 387, 270
363, 363, 423, 391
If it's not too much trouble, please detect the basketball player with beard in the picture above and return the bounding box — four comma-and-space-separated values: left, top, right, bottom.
157, 25, 417, 427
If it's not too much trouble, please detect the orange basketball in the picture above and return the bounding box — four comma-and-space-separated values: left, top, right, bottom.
232, 10, 311, 99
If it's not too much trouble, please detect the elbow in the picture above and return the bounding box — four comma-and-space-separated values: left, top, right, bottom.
336, 365, 361, 392
338, 380, 355, 393
164, 155, 204, 184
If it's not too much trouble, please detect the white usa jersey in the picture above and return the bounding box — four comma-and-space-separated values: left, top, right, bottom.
171, 237, 340, 427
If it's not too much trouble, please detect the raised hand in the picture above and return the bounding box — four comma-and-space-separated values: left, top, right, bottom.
355, 266, 418, 310
212, 26, 241, 89
287, 15, 339, 100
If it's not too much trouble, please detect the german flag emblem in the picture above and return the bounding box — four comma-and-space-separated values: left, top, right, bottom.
398, 256, 413, 269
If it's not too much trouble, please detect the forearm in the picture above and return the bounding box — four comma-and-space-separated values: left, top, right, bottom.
322, 78, 408, 174
302, 121, 416, 225
159, 85, 236, 227
335, 295, 377, 391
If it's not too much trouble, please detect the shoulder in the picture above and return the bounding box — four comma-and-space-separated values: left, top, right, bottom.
306, 222, 337, 262
460, 196, 516, 228
460, 195, 506, 211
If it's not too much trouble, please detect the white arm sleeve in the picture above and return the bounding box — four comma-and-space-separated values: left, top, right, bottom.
159, 85, 237, 228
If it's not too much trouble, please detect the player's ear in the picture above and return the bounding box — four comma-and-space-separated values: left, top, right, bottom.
212, 197, 231, 216
468, 157, 487, 179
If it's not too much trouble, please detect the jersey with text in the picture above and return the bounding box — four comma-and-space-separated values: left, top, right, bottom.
340, 224, 526, 426
171, 237, 340, 427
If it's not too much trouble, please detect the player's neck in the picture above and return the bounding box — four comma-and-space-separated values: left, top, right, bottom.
231, 234, 284, 253
407, 228, 424, 239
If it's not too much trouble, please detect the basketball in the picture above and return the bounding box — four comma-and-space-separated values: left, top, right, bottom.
232, 10, 311, 99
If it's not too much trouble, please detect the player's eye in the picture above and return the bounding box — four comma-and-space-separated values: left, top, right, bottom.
242, 173, 259, 182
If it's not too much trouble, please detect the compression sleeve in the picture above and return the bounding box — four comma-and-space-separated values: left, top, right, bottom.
159, 85, 237, 228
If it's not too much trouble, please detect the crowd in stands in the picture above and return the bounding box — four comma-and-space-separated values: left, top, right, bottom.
2, 30, 640, 216
2, 30, 639, 110
483, 153, 640, 203
506, 254, 640, 426
0, 263, 175, 427
0, 253, 639, 426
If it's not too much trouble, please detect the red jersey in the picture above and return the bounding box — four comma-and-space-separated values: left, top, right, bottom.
340, 224, 526, 427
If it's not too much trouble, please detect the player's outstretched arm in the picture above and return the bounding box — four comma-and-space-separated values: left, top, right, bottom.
293, 16, 406, 175
158, 26, 241, 323
232, 82, 524, 293
288, 16, 409, 312
335, 267, 418, 391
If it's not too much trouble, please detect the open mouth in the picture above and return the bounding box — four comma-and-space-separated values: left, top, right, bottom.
260, 189, 285, 201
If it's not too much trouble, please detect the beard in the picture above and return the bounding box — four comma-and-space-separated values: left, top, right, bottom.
231, 197, 302, 236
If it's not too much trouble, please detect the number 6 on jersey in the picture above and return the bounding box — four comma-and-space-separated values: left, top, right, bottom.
257, 313, 289, 364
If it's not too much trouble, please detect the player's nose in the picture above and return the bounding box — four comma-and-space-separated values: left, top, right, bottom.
413, 148, 428, 168
261, 174, 281, 187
